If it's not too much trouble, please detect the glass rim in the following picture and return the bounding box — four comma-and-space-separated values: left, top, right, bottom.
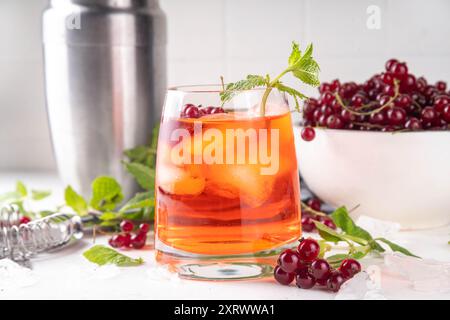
167, 84, 269, 93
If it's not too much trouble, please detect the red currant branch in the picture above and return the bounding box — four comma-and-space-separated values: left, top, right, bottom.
301, 201, 327, 217
335, 79, 401, 116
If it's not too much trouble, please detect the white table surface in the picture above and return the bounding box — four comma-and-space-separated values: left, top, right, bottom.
0, 171, 449, 300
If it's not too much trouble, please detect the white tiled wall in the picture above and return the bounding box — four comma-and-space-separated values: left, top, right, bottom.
1, 0, 449, 170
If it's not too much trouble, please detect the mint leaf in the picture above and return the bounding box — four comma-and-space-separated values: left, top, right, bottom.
65, 186, 88, 216
376, 238, 420, 258
99, 212, 118, 221
31, 190, 51, 201
0, 191, 22, 204
220, 74, 267, 103
326, 253, 349, 267
273, 82, 307, 112
124, 146, 155, 168
120, 191, 154, 213
83, 245, 144, 267
313, 221, 346, 243
16, 181, 27, 197
331, 207, 373, 241
288, 41, 302, 66
90, 176, 124, 211
123, 162, 155, 191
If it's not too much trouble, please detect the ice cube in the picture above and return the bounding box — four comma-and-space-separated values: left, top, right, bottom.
384, 253, 450, 293
335, 272, 387, 300
158, 164, 205, 196
204, 164, 275, 207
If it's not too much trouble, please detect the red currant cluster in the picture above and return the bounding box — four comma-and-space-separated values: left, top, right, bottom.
19, 216, 31, 225
302, 198, 336, 232
274, 238, 361, 292
108, 220, 150, 250
301, 59, 450, 141
181, 104, 225, 118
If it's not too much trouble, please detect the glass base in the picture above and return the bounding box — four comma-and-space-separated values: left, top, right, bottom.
178, 262, 273, 280
155, 239, 297, 281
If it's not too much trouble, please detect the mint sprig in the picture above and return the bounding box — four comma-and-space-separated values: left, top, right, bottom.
313, 206, 420, 264
220, 42, 320, 116
83, 245, 144, 267
0, 180, 52, 219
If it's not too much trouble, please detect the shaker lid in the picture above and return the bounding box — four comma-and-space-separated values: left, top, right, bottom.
43, 0, 166, 46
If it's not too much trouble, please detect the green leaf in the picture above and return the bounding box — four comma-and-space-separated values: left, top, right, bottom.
122, 162, 155, 191
292, 59, 320, 87
65, 186, 88, 216
90, 176, 124, 211
313, 221, 346, 243
273, 82, 307, 112
326, 253, 349, 267
376, 238, 420, 258
83, 245, 144, 267
290, 43, 320, 87
31, 190, 51, 201
0, 191, 22, 204
331, 207, 373, 241
16, 181, 27, 197
120, 191, 154, 213
99, 212, 118, 221
220, 74, 267, 103
288, 41, 302, 66
314, 220, 369, 245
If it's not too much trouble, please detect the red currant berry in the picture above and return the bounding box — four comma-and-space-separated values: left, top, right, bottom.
120, 220, 134, 233
436, 81, 447, 92
211, 107, 225, 114
405, 117, 422, 131
442, 105, 450, 123
327, 271, 346, 292
131, 232, 147, 249
320, 92, 336, 107
301, 216, 316, 232
386, 107, 407, 126
391, 62, 408, 80
369, 112, 385, 125
183, 105, 200, 118
339, 259, 362, 279
19, 216, 31, 225
123, 233, 132, 247
421, 106, 438, 125
307, 198, 321, 211
319, 83, 332, 94
295, 270, 316, 289
434, 95, 450, 113
381, 72, 394, 85
383, 85, 396, 97
301, 127, 316, 142
297, 238, 320, 263
139, 223, 150, 234
277, 249, 301, 273
274, 265, 295, 286
109, 234, 127, 248
400, 74, 416, 93
395, 94, 412, 109
340, 109, 355, 122
351, 94, 367, 107
321, 217, 337, 230
385, 58, 399, 72
310, 259, 331, 281
330, 79, 341, 91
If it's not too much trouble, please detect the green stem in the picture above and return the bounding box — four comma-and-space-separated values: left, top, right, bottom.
260, 69, 290, 117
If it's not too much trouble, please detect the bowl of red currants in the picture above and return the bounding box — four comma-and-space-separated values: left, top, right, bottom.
295, 59, 450, 229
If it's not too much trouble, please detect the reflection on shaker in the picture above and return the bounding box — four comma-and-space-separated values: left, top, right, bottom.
42, 0, 167, 198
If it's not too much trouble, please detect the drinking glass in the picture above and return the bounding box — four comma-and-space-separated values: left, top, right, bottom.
154, 85, 301, 280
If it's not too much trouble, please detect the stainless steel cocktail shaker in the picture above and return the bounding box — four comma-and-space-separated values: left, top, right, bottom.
42, 0, 166, 197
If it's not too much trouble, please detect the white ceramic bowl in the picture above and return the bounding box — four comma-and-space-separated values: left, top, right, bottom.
294, 126, 450, 229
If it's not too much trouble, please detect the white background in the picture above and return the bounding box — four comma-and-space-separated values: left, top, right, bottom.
1, 0, 450, 170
